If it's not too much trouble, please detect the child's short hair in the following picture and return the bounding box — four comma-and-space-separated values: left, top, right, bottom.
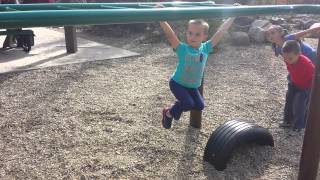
268, 25, 288, 57
282, 40, 301, 54
188, 19, 209, 35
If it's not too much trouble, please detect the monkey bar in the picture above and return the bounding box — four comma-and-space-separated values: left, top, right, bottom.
0, 3, 319, 28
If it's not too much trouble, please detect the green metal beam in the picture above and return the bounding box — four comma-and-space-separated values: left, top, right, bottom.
0, 5, 319, 29
0, 6, 19, 11
56, 5, 76, 10
100, 5, 133, 9
0, 2, 219, 11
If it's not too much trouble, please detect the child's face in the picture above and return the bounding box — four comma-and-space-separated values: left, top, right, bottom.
266, 27, 283, 43
283, 52, 299, 64
186, 23, 207, 48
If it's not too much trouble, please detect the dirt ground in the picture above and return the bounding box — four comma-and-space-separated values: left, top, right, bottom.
0, 27, 319, 179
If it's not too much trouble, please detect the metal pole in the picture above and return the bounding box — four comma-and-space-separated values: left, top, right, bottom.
64, 26, 77, 53
1, 5, 320, 29
190, 77, 204, 128
298, 38, 320, 180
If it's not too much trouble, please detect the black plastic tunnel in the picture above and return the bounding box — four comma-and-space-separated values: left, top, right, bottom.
203, 120, 274, 171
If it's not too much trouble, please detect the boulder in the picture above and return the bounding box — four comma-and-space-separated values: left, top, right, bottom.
293, 19, 305, 30
248, 26, 266, 43
289, 16, 318, 30
251, 20, 271, 29
248, 19, 271, 43
220, 31, 232, 44
230, 32, 250, 46
270, 17, 285, 25
280, 23, 292, 31
232, 17, 255, 32
304, 20, 318, 29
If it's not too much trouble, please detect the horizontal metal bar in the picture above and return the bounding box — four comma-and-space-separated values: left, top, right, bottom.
100, 5, 132, 9
0, 2, 223, 10
137, 4, 158, 8
56, 6, 76, 10
170, 4, 198, 7
0, 5, 319, 28
0, 2, 240, 11
0, 6, 19, 11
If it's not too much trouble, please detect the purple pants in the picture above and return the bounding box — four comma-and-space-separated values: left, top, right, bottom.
169, 79, 204, 120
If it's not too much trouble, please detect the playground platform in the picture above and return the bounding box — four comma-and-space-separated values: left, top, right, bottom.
0, 27, 139, 74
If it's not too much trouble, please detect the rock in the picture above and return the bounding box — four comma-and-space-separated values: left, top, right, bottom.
291, 19, 317, 30
270, 17, 285, 25
220, 31, 232, 44
230, 32, 250, 46
248, 26, 266, 43
289, 16, 318, 30
304, 20, 318, 29
232, 17, 255, 32
251, 19, 271, 29
280, 23, 292, 31
248, 19, 271, 43
290, 18, 303, 24
294, 14, 310, 19
151, 30, 161, 36
293, 19, 305, 30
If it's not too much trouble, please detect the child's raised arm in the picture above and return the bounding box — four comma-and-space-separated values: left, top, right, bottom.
159, 21, 180, 49
210, 17, 235, 47
292, 24, 320, 39
210, 3, 241, 47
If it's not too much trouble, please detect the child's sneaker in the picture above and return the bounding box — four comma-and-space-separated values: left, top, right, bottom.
162, 108, 173, 129
279, 121, 291, 128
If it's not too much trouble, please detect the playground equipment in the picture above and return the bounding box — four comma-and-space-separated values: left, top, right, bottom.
0, 3, 320, 28
0, 2, 319, 53
0, 2, 319, 179
203, 120, 274, 171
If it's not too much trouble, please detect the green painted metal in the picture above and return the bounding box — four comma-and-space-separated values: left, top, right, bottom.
100, 5, 133, 9
0, 6, 18, 11
0, 2, 221, 11
0, 4, 319, 29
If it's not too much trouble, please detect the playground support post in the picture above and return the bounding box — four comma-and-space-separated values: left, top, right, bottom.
298, 37, 320, 180
64, 26, 77, 53
190, 77, 204, 128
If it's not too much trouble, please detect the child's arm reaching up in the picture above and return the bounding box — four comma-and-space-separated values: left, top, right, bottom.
291, 24, 320, 39
156, 4, 180, 49
210, 3, 240, 48
159, 21, 180, 49
210, 17, 235, 48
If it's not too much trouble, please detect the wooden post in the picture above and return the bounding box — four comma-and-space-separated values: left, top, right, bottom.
64, 26, 77, 53
190, 77, 204, 128
298, 38, 320, 180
